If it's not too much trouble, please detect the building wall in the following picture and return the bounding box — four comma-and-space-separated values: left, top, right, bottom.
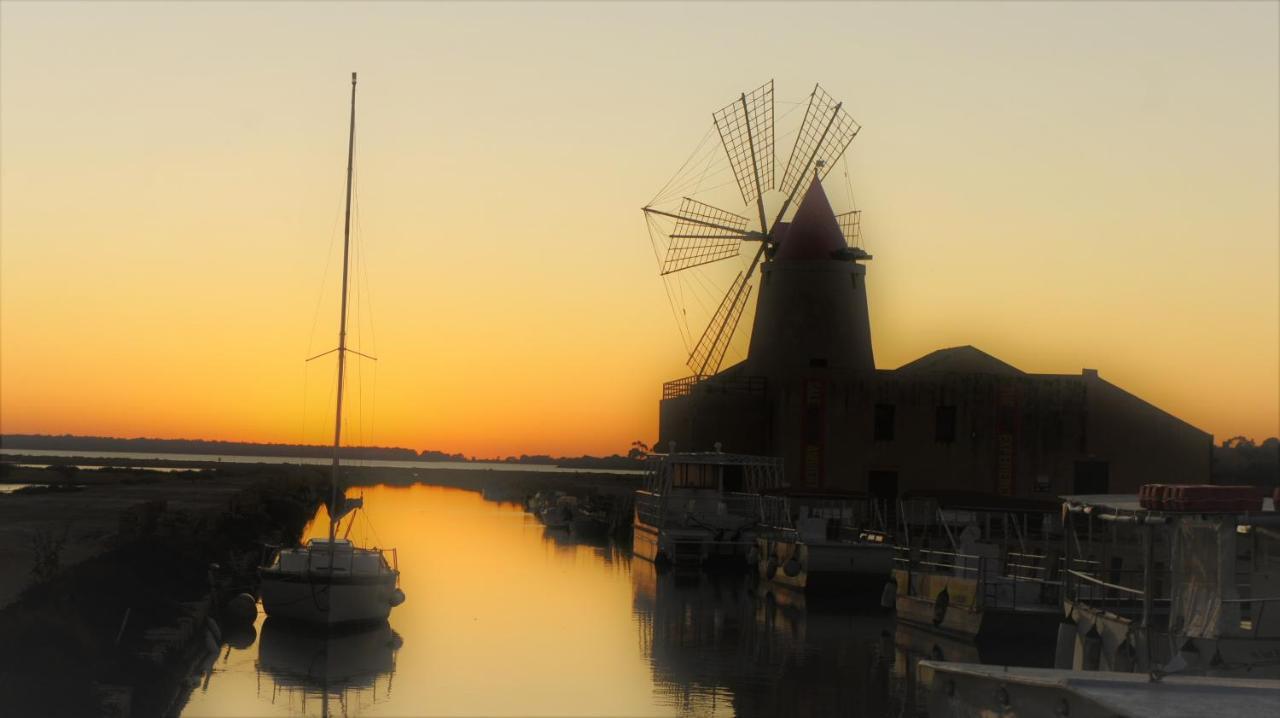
657, 368, 1211, 498
1083, 371, 1212, 487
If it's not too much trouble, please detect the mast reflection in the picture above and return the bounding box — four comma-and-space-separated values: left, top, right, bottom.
255, 618, 402, 716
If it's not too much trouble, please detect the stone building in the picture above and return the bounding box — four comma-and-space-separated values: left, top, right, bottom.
657, 181, 1211, 499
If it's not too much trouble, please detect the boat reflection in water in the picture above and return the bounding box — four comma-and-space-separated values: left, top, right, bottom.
631, 559, 897, 717
255, 618, 402, 716
891, 618, 1056, 716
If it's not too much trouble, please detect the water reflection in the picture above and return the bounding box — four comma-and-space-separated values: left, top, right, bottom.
255, 619, 402, 716
182, 485, 1040, 717
632, 561, 899, 717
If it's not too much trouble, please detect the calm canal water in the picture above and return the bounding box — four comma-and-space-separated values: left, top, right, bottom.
179, 485, 1036, 717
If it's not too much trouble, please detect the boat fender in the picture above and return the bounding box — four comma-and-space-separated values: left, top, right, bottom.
783, 557, 801, 578
746, 545, 760, 565
931, 587, 949, 626
226, 593, 257, 623
389, 588, 406, 607
205, 617, 222, 644
1054, 613, 1076, 669
879, 575, 897, 610
225, 623, 257, 650
765, 557, 779, 580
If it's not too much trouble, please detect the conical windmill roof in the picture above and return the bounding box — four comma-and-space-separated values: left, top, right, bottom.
773, 178, 847, 261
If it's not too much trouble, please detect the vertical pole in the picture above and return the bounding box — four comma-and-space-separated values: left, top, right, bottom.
1063, 509, 1074, 602
740, 93, 769, 236
330, 72, 358, 575
1140, 521, 1153, 627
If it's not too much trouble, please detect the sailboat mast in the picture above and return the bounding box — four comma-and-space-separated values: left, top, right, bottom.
330, 71, 358, 550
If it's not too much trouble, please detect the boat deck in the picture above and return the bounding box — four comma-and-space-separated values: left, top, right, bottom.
918, 661, 1280, 717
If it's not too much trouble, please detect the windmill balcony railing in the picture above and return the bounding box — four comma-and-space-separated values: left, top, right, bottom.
662, 374, 768, 400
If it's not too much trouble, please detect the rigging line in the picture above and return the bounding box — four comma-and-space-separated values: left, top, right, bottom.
649, 125, 715, 207
842, 152, 857, 211
661, 276, 692, 351
305, 187, 346, 358
651, 125, 716, 206
645, 214, 669, 272
660, 133, 728, 200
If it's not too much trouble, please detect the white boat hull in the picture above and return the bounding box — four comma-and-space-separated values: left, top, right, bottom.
260, 572, 399, 626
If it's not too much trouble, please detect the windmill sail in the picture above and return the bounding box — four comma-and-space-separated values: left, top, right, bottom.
713, 80, 775, 225
687, 271, 753, 376
836, 210, 862, 248
778, 85, 860, 213
659, 198, 752, 274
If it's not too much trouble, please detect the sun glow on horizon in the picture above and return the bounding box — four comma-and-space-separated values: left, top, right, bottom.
1, 2, 1277, 456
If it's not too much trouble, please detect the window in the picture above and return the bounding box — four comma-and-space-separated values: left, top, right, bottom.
935, 405, 957, 443
874, 404, 895, 441
673, 464, 717, 490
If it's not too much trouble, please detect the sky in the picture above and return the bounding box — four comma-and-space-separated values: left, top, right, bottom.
1, 1, 1277, 457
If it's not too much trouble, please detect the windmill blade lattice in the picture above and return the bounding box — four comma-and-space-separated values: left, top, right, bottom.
688, 270, 753, 376
836, 210, 862, 248
779, 84, 860, 207
660, 198, 752, 275
713, 80, 775, 216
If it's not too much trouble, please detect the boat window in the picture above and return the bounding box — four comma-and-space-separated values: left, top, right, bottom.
673, 463, 717, 490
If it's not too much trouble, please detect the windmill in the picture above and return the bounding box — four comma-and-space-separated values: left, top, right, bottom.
643, 81, 866, 380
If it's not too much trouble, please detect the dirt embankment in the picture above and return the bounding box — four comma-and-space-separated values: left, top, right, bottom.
0, 464, 324, 717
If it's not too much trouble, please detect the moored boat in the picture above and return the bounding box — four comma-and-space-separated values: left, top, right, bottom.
1058, 489, 1280, 677
632, 450, 783, 567
891, 493, 1062, 642
754, 490, 892, 597
258, 72, 404, 627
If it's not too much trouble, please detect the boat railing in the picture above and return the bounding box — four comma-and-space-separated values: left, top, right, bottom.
634, 490, 664, 528
894, 546, 1061, 611
260, 542, 398, 577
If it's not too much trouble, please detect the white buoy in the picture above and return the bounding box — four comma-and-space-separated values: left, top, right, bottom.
226, 593, 257, 623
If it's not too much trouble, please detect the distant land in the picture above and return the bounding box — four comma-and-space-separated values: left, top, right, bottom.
0, 434, 647, 470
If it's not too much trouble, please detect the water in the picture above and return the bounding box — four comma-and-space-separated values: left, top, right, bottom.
0, 449, 644, 475
178, 485, 1033, 717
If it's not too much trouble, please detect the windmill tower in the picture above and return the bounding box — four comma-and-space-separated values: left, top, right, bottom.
644, 81, 873, 386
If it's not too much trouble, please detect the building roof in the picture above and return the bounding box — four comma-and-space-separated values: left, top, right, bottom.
773, 177, 847, 261
895, 345, 1025, 376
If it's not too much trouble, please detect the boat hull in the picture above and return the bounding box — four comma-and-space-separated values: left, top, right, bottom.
260, 571, 399, 627
632, 520, 753, 567
893, 569, 1058, 642
757, 537, 893, 593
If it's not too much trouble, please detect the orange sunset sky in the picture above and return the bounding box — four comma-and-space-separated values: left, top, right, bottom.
1, 1, 1277, 457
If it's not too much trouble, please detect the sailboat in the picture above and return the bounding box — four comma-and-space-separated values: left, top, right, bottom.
259, 72, 405, 626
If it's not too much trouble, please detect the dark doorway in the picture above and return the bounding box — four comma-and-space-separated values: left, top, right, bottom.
1073, 460, 1109, 494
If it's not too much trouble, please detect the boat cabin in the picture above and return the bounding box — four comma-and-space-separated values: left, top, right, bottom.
269, 538, 398, 577
633, 451, 784, 566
